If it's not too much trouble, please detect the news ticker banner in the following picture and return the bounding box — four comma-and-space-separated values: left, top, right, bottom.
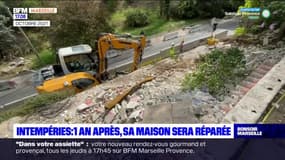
13, 124, 285, 139
12, 8, 57, 27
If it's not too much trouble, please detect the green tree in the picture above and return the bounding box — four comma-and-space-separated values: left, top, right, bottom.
0, 2, 16, 60
48, 1, 113, 51
196, 0, 225, 18
222, 0, 244, 12
3, 0, 41, 8
102, 0, 118, 12
170, 0, 198, 19
125, 9, 150, 27
159, 0, 171, 20
244, 0, 260, 8
170, 0, 226, 19
265, 1, 285, 39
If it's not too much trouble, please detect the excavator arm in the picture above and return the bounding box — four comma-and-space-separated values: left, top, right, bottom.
97, 33, 146, 80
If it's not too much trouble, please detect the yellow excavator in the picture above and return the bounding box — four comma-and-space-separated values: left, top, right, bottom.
34, 33, 146, 93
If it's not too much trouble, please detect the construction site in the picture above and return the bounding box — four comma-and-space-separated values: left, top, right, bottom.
1, 20, 285, 138
0, 0, 285, 139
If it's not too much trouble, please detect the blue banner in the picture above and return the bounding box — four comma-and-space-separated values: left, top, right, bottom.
234, 124, 285, 138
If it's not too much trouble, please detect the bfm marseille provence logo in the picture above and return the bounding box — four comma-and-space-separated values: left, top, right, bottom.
13, 8, 28, 19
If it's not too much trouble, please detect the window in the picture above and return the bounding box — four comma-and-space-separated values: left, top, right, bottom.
71, 78, 95, 90
64, 54, 97, 72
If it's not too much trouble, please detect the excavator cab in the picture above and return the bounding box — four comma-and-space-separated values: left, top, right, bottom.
34, 45, 100, 93
57, 44, 98, 75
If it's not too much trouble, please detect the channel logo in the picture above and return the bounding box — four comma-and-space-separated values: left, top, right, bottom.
262, 9, 271, 18
13, 8, 28, 14
13, 14, 28, 20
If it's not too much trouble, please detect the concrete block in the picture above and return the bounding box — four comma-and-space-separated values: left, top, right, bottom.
163, 32, 179, 41
107, 30, 228, 75
129, 109, 144, 121
77, 103, 89, 112
119, 108, 128, 121
104, 110, 116, 123
172, 102, 190, 118
142, 104, 173, 123
126, 101, 140, 109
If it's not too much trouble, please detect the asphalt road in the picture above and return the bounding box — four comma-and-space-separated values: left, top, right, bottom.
0, 18, 239, 108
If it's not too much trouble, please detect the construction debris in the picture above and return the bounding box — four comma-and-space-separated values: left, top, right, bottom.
77, 103, 89, 112
2, 41, 285, 128
104, 76, 154, 110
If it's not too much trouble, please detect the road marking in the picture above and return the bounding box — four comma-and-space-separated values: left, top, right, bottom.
0, 93, 38, 109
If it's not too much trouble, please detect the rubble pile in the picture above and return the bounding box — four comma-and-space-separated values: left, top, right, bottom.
7, 42, 285, 125
74, 59, 192, 124
241, 45, 285, 70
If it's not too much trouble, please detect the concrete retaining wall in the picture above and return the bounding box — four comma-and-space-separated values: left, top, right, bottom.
222, 56, 285, 123
108, 30, 228, 74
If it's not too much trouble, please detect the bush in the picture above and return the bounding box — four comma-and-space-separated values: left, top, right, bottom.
48, 1, 113, 51
235, 27, 246, 36
170, 2, 198, 19
32, 49, 56, 69
223, 0, 244, 12
170, 3, 198, 19
103, 0, 118, 12
182, 48, 246, 96
170, 0, 225, 20
196, 1, 225, 18
264, 1, 285, 25
125, 9, 150, 28
248, 25, 261, 34
125, 0, 135, 4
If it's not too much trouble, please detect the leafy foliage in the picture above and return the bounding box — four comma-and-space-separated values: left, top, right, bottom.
223, 0, 244, 12
266, 1, 285, 39
170, 0, 232, 19
21, 0, 41, 7
103, 0, 118, 12
235, 27, 247, 36
111, 6, 202, 36
159, 0, 171, 20
170, 0, 198, 19
238, 0, 260, 17
195, 0, 225, 18
182, 48, 246, 96
0, 2, 16, 60
125, 0, 135, 4
244, 0, 260, 8
248, 25, 261, 34
265, 1, 285, 24
48, 1, 113, 51
125, 9, 150, 28
31, 49, 56, 69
